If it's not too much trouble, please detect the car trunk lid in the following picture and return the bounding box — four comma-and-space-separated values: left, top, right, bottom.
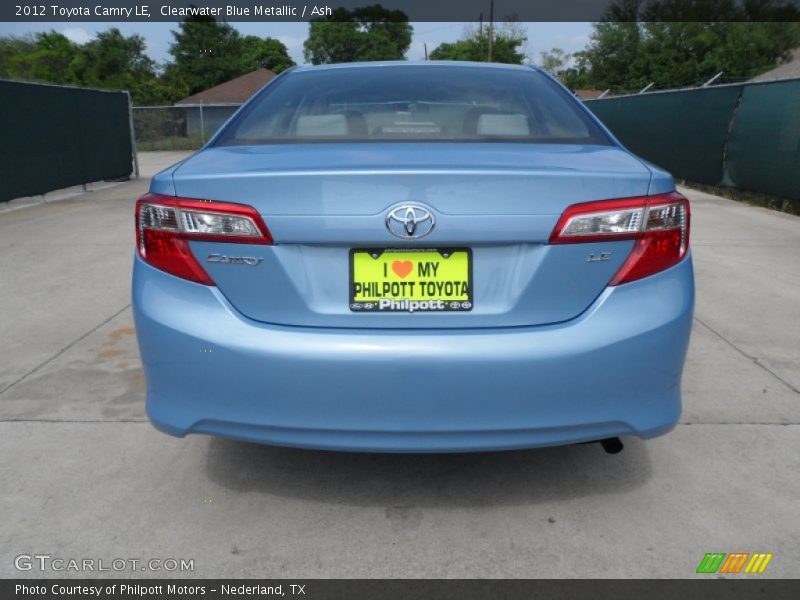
173, 143, 651, 328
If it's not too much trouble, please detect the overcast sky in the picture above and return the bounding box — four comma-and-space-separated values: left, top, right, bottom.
0, 21, 593, 67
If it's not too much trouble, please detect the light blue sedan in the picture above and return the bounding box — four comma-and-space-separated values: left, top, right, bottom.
133, 62, 693, 453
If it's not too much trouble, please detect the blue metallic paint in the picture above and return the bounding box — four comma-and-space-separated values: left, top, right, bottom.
171, 143, 653, 329
133, 253, 694, 452
192, 239, 635, 329
134, 62, 694, 452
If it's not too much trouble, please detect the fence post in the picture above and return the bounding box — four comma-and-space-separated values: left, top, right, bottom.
126, 91, 140, 179
199, 101, 206, 144
702, 72, 724, 87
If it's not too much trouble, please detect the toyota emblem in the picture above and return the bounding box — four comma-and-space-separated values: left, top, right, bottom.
385, 205, 435, 240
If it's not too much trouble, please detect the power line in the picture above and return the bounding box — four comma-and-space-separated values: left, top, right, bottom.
415, 23, 461, 36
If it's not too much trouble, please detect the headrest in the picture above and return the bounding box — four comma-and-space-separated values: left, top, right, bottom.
295, 114, 348, 136
476, 114, 530, 136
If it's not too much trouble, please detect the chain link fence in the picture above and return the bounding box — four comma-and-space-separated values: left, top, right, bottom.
132, 103, 241, 151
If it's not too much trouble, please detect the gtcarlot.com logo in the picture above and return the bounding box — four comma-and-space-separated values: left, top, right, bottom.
696, 552, 773, 574
14, 554, 194, 572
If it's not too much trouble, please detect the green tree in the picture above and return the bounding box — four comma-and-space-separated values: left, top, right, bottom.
0, 35, 36, 79
539, 48, 571, 76
0, 28, 190, 104
166, 16, 246, 95
429, 24, 527, 64
78, 28, 163, 104
154, 68, 191, 104
576, 0, 800, 92
538, 47, 594, 90
2, 31, 83, 84
303, 4, 412, 64
574, 21, 646, 91
241, 36, 295, 73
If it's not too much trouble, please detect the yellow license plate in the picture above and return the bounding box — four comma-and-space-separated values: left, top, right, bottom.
350, 248, 472, 312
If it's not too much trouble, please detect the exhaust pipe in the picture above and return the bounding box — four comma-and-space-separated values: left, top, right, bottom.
600, 437, 624, 454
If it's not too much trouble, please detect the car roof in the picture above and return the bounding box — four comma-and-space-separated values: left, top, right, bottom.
291, 61, 541, 73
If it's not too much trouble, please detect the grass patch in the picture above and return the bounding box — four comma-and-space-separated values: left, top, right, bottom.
137, 137, 204, 151
679, 181, 800, 216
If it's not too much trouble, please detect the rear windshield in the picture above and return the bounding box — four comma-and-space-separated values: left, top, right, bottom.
213, 65, 612, 146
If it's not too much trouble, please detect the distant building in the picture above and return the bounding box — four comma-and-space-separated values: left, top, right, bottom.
573, 89, 607, 101
749, 48, 800, 82
175, 68, 277, 139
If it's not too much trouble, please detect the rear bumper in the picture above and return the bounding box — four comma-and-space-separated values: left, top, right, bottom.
133, 254, 694, 452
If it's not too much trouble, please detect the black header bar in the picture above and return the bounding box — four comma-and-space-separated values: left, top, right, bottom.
3, 0, 800, 22
4, 579, 800, 600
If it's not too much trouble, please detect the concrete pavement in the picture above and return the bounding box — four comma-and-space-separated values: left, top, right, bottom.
0, 154, 798, 578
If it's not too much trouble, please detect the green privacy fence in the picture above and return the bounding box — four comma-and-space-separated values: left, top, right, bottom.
0, 79, 133, 203
586, 78, 800, 203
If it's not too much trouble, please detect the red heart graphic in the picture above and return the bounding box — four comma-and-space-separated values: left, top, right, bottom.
392, 260, 413, 278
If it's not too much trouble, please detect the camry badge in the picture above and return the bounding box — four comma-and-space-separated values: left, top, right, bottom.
207, 254, 263, 266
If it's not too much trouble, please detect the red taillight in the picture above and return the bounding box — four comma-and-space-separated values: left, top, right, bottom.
135, 193, 273, 285
549, 192, 690, 285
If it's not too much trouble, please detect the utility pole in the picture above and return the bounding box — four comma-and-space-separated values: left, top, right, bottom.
487, 0, 494, 62
424, 43, 428, 61
479, 12, 483, 37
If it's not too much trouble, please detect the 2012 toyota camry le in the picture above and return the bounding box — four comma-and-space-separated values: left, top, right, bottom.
132, 62, 693, 453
